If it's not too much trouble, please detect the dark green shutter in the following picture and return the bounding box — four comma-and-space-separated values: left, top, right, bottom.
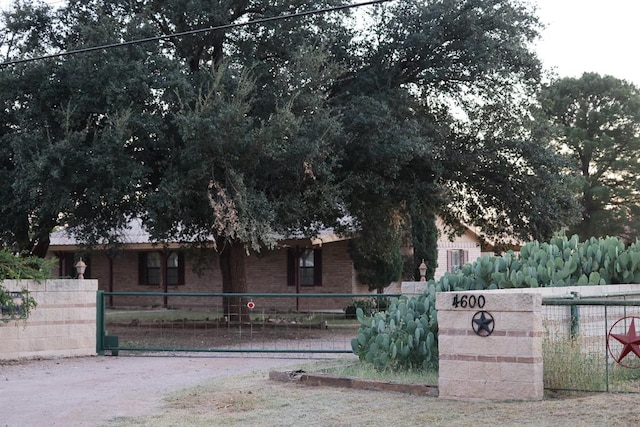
178, 252, 185, 285
313, 249, 322, 286
138, 252, 147, 285
287, 248, 295, 286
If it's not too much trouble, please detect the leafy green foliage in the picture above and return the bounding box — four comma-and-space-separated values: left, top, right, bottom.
345, 297, 389, 319
335, 0, 579, 276
410, 210, 438, 280
539, 73, 640, 242
349, 214, 405, 291
0, 250, 52, 320
0, 0, 169, 255
352, 234, 640, 371
0, 1, 579, 302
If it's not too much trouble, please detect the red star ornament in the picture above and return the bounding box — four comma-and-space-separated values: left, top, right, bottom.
609, 318, 640, 364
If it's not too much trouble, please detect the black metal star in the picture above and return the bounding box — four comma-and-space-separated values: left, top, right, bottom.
472, 311, 494, 337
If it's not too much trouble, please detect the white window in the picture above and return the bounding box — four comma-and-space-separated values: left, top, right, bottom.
139, 252, 185, 286
447, 249, 468, 273
146, 252, 162, 285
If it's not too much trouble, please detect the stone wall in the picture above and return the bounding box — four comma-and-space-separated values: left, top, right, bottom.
436, 291, 544, 401
411, 282, 640, 401
0, 279, 97, 360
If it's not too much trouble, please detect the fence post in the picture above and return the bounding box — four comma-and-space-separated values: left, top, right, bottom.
570, 304, 580, 339
96, 290, 105, 356
436, 291, 543, 401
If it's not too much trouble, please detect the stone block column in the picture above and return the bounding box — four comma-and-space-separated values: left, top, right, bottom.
0, 279, 97, 360
436, 291, 543, 401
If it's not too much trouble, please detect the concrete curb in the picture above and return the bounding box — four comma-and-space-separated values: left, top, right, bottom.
269, 370, 438, 397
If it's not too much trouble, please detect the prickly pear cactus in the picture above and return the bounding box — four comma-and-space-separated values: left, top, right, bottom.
353, 234, 640, 371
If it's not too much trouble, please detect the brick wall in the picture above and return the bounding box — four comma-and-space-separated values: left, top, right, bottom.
0, 279, 97, 360
51, 240, 365, 312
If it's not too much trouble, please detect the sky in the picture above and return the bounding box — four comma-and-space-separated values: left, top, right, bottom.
533, 0, 640, 86
1, 0, 639, 86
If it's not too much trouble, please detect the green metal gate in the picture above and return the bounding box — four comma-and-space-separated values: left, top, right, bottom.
542, 293, 640, 393
96, 291, 396, 356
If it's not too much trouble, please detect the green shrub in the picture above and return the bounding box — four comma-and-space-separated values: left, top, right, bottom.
0, 250, 52, 320
345, 297, 390, 319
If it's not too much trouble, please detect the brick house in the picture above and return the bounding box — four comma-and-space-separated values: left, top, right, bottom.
47, 219, 369, 311
432, 216, 525, 279
47, 218, 518, 309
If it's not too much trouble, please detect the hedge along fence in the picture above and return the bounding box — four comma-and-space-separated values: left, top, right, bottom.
352, 234, 640, 371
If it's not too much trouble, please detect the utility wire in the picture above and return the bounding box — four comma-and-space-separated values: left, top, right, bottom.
1, 0, 393, 67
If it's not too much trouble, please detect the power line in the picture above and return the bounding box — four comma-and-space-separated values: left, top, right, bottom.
0, 0, 393, 67
0, 0, 65, 11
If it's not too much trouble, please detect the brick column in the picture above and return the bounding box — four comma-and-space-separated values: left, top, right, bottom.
436, 291, 543, 401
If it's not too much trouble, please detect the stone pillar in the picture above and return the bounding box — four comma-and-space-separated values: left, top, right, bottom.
436, 291, 543, 401
0, 279, 97, 360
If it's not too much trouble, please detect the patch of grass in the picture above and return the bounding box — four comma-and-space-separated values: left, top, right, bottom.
106, 309, 360, 327
107, 309, 218, 323
544, 336, 640, 393
543, 337, 607, 391
607, 361, 640, 393
109, 369, 640, 427
295, 359, 438, 385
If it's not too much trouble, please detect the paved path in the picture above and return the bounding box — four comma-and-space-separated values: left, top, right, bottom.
0, 354, 332, 426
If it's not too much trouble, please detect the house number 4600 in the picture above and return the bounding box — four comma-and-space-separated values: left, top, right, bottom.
452, 294, 485, 309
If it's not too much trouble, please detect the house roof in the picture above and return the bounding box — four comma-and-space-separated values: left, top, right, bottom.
50, 218, 152, 246
436, 217, 524, 253
48, 218, 349, 252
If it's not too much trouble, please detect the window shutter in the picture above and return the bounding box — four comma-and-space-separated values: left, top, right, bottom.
313, 249, 322, 286
178, 252, 185, 285
287, 248, 295, 286
463, 250, 469, 266
138, 252, 147, 285
446, 250, 453, 273
64, 253, 75, 278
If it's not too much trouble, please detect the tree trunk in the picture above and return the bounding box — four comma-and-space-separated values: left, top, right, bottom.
218, 238, 249, 323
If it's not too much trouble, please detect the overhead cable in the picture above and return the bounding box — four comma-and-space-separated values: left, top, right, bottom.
0, 0, 393, 67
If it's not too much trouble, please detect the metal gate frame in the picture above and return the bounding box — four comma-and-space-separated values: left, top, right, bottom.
542, 294, 640, 392
96, 291, 398, 356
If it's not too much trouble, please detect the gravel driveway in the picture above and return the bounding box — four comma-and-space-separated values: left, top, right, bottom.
0, 354, 331, 426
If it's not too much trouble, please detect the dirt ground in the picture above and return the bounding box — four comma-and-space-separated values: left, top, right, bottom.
0, 353, 335, 427
3, 354, 640, 427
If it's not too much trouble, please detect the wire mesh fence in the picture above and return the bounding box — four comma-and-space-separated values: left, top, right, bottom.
542, 294, 640, 393
97, 291, 395, 356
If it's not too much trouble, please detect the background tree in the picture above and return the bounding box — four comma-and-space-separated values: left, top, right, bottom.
410, 206, 438, 280
539, 72, 640, 241
134, 0, 348, 317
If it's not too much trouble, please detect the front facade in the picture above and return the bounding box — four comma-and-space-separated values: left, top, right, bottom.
47, 218, 519, 310
434, 226, 483, 279
47, 219, 368, 311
